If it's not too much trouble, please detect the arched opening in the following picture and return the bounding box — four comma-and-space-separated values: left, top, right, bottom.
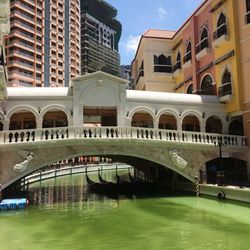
174, 52, 181, 71
154, 54, 172, 73
183, 41, 192, 63
182, 115, 200, 132
42, 110, 68, 128
0, 121, 3, 131
228, 120, 244, 135
215, 13, 227, 39
158, 114, 177, 130
205, 116, 222, 134
9, 111, 36, 130
131, 112, 153, 128
219, 68, 232, 97
200, 74, 214, 95
197, 27, 208, 53
187, 83, 193, 94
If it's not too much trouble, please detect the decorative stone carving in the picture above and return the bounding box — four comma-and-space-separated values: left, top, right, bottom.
169, 150, 188, 170
13, 151, 34, 172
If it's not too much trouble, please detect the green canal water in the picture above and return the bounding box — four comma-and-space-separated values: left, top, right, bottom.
1, 171, 250, 250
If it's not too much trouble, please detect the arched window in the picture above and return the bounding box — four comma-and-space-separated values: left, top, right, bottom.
174, 52, 181, 71
197, 27, 208, 53
215, 13, 227, 39
246, 0, 250, 23
187, 83, 193, 94
219, 68, 232, 97
184, 41, 192, 63
154, 54, 172, 73
200, 74, 214, 95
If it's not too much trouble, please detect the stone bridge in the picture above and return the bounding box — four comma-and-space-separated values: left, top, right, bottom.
0, 126, 247, 190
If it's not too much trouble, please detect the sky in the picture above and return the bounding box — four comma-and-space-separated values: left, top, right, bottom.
105, 0, 204, 65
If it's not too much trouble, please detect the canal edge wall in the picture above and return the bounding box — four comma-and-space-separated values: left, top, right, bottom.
176, 181, 250, 203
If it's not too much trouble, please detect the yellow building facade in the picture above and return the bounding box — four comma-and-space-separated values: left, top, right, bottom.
131, 0, 246, 136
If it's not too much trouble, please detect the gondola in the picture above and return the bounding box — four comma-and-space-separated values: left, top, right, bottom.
85, 168, 96, 186
98, 168, 112, 185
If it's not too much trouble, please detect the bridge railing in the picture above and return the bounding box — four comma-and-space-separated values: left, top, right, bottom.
0, 126, 247, 148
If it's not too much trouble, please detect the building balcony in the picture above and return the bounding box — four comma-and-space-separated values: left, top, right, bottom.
212, 24, 229, 48
218, 82, 232, 102
154, 64, 173, 74
195, 84, 215, 95
196, 38, 209, 61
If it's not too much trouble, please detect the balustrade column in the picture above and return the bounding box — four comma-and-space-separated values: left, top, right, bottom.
3, 119, 10, 131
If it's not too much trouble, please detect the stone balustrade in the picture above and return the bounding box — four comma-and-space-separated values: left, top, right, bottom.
0, 126, 247, 148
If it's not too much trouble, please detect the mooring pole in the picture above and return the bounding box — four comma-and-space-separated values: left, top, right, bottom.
195, 176, 200, 197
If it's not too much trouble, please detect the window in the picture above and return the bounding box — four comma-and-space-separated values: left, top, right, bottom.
218, 68, 232, 97
154, 54, 172, 73
196, 27, 208, 54
183, 41, 192, 63
214, 13, 227, 40
174, 52, 181, 71
200, 74, 214, 95
246, 0, 250, 24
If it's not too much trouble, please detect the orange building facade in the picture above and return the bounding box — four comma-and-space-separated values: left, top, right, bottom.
4, 0, 80, 87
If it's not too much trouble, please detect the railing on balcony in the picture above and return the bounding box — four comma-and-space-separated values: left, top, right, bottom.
218, 82, 232, 97
213, 23, 228, 40
196, 37, 209, 54
173, 61, 181, 72
245, 11, 250, 25
198, 85, 215, 95
154, 64, 173, 73
183, 51, 192, 64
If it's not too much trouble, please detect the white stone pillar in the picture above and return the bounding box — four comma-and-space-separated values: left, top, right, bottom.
177, 119, 182, 131
36, 118, 43, 129
3, 119, 9, 131
154, 118, 159, 129
200, 121, 206, 133
126, 118, 132, 127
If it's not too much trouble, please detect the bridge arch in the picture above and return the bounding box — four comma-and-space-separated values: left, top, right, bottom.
156, 108, 179, 121
3, 140, 215, 189
156, 108, 179, 130
204, 113, 227, 134
181, 110, 202, 132
40, 104, 71, 121
6, 105, 39, 120
127, 106, 155, 120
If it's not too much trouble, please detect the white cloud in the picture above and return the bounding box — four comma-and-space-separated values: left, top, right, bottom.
157, 7, 167, 19
125, 35, 140, 52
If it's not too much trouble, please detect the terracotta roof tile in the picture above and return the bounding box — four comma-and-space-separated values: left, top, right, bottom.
143, 29, 176, 39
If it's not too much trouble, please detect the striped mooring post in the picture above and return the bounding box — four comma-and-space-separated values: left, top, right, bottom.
195, 176, 200, 197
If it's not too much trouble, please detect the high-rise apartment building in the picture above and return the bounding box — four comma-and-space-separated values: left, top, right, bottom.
4, 0, 80, 87
80, 0, 121, 76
